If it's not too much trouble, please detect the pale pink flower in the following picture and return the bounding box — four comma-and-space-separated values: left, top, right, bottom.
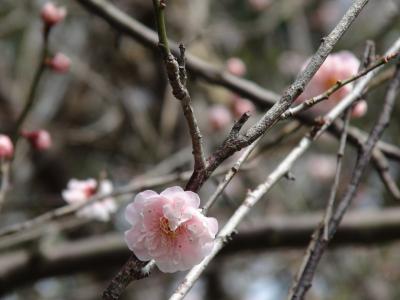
226, 57, 247, 76
0, 135, 13, 160
62, 178, 117, 221
48, 53, 71, 73
125, 186, 218, 273
21, 130, 52, 150
208, 105, 233, 131
41, 2, 67, 27
297, 51, 361, 116
231, 96, 255, 118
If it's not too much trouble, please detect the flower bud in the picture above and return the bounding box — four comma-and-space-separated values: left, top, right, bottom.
21, 130, 52, 151
208, 105, 233, 131
41, 2, 66, 27
232, 96, 255, 118
351, 100, 368, 118
48, 53, 71, 73
0, 135, 13, 160
226, 57, 247, 77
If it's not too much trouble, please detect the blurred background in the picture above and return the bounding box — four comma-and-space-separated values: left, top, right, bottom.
1, 0, 400, 299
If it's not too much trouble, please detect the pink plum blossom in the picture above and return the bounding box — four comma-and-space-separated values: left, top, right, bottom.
62, 178, 117, 221
208, 105, 233, 131
226, 57, 247, 76
231, 96, 255, 118
297, 51, 365, 117
48, 53, 71, 73
124, 186, 218, 273
0, 135, 13, 160
21, 130, 52, 150
41, 2, 67, 27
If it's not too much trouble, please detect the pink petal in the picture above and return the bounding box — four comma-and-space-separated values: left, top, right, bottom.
160, 186, 184, 198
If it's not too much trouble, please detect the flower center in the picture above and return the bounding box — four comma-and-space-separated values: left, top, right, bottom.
159, 217, 183, 238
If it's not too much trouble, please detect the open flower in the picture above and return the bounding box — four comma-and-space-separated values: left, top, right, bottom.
62, 178, 117, 221
125, 186, 218, 273
0, 135, 13, 160
297, 51, 367, 118
41, 2, 66, 27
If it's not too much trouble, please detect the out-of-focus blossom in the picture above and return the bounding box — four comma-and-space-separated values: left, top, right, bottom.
41, 2, 66, 27
124, 186, 218, 273
248, 0, 272, 11
21, 130, 52, 151
297, 51, 362, 117
0, 135, 13, 160
62, 178, 117, 221
226, 57, 247, 76
208, 105, 233, 131
231, 95, 255, 118
47, 53, 71, 73
351, 100, 368, 118
307, 155, 337, 181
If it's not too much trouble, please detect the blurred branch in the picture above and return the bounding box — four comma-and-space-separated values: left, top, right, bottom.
323, 109, 351, 240
74, 0, 400, 164
12, 24, 50, 143
0, 161, 11, 213
0, 164, 236, 239
287, 60, 400, 300
3, 207, 400, 295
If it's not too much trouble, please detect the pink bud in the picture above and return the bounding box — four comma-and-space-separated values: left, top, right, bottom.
351, 100, 368, 118
208, 105, 233, 131
21, 130, 52, 151
41, 2, 67, 27
0, 135, 13, 160
232, 97, 255, 118
47, 53, 70, 73
226, 57, 247, 77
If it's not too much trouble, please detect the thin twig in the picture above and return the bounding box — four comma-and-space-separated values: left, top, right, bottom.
13, 25, 50, 143
152, 0, 206, 174
287, 59, 400, 300
323, 109, 351, 240
372, 149, 400, 200
0, 160, 11, 213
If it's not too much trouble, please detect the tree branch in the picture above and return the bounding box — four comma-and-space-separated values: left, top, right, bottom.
287, 59, 400, 300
